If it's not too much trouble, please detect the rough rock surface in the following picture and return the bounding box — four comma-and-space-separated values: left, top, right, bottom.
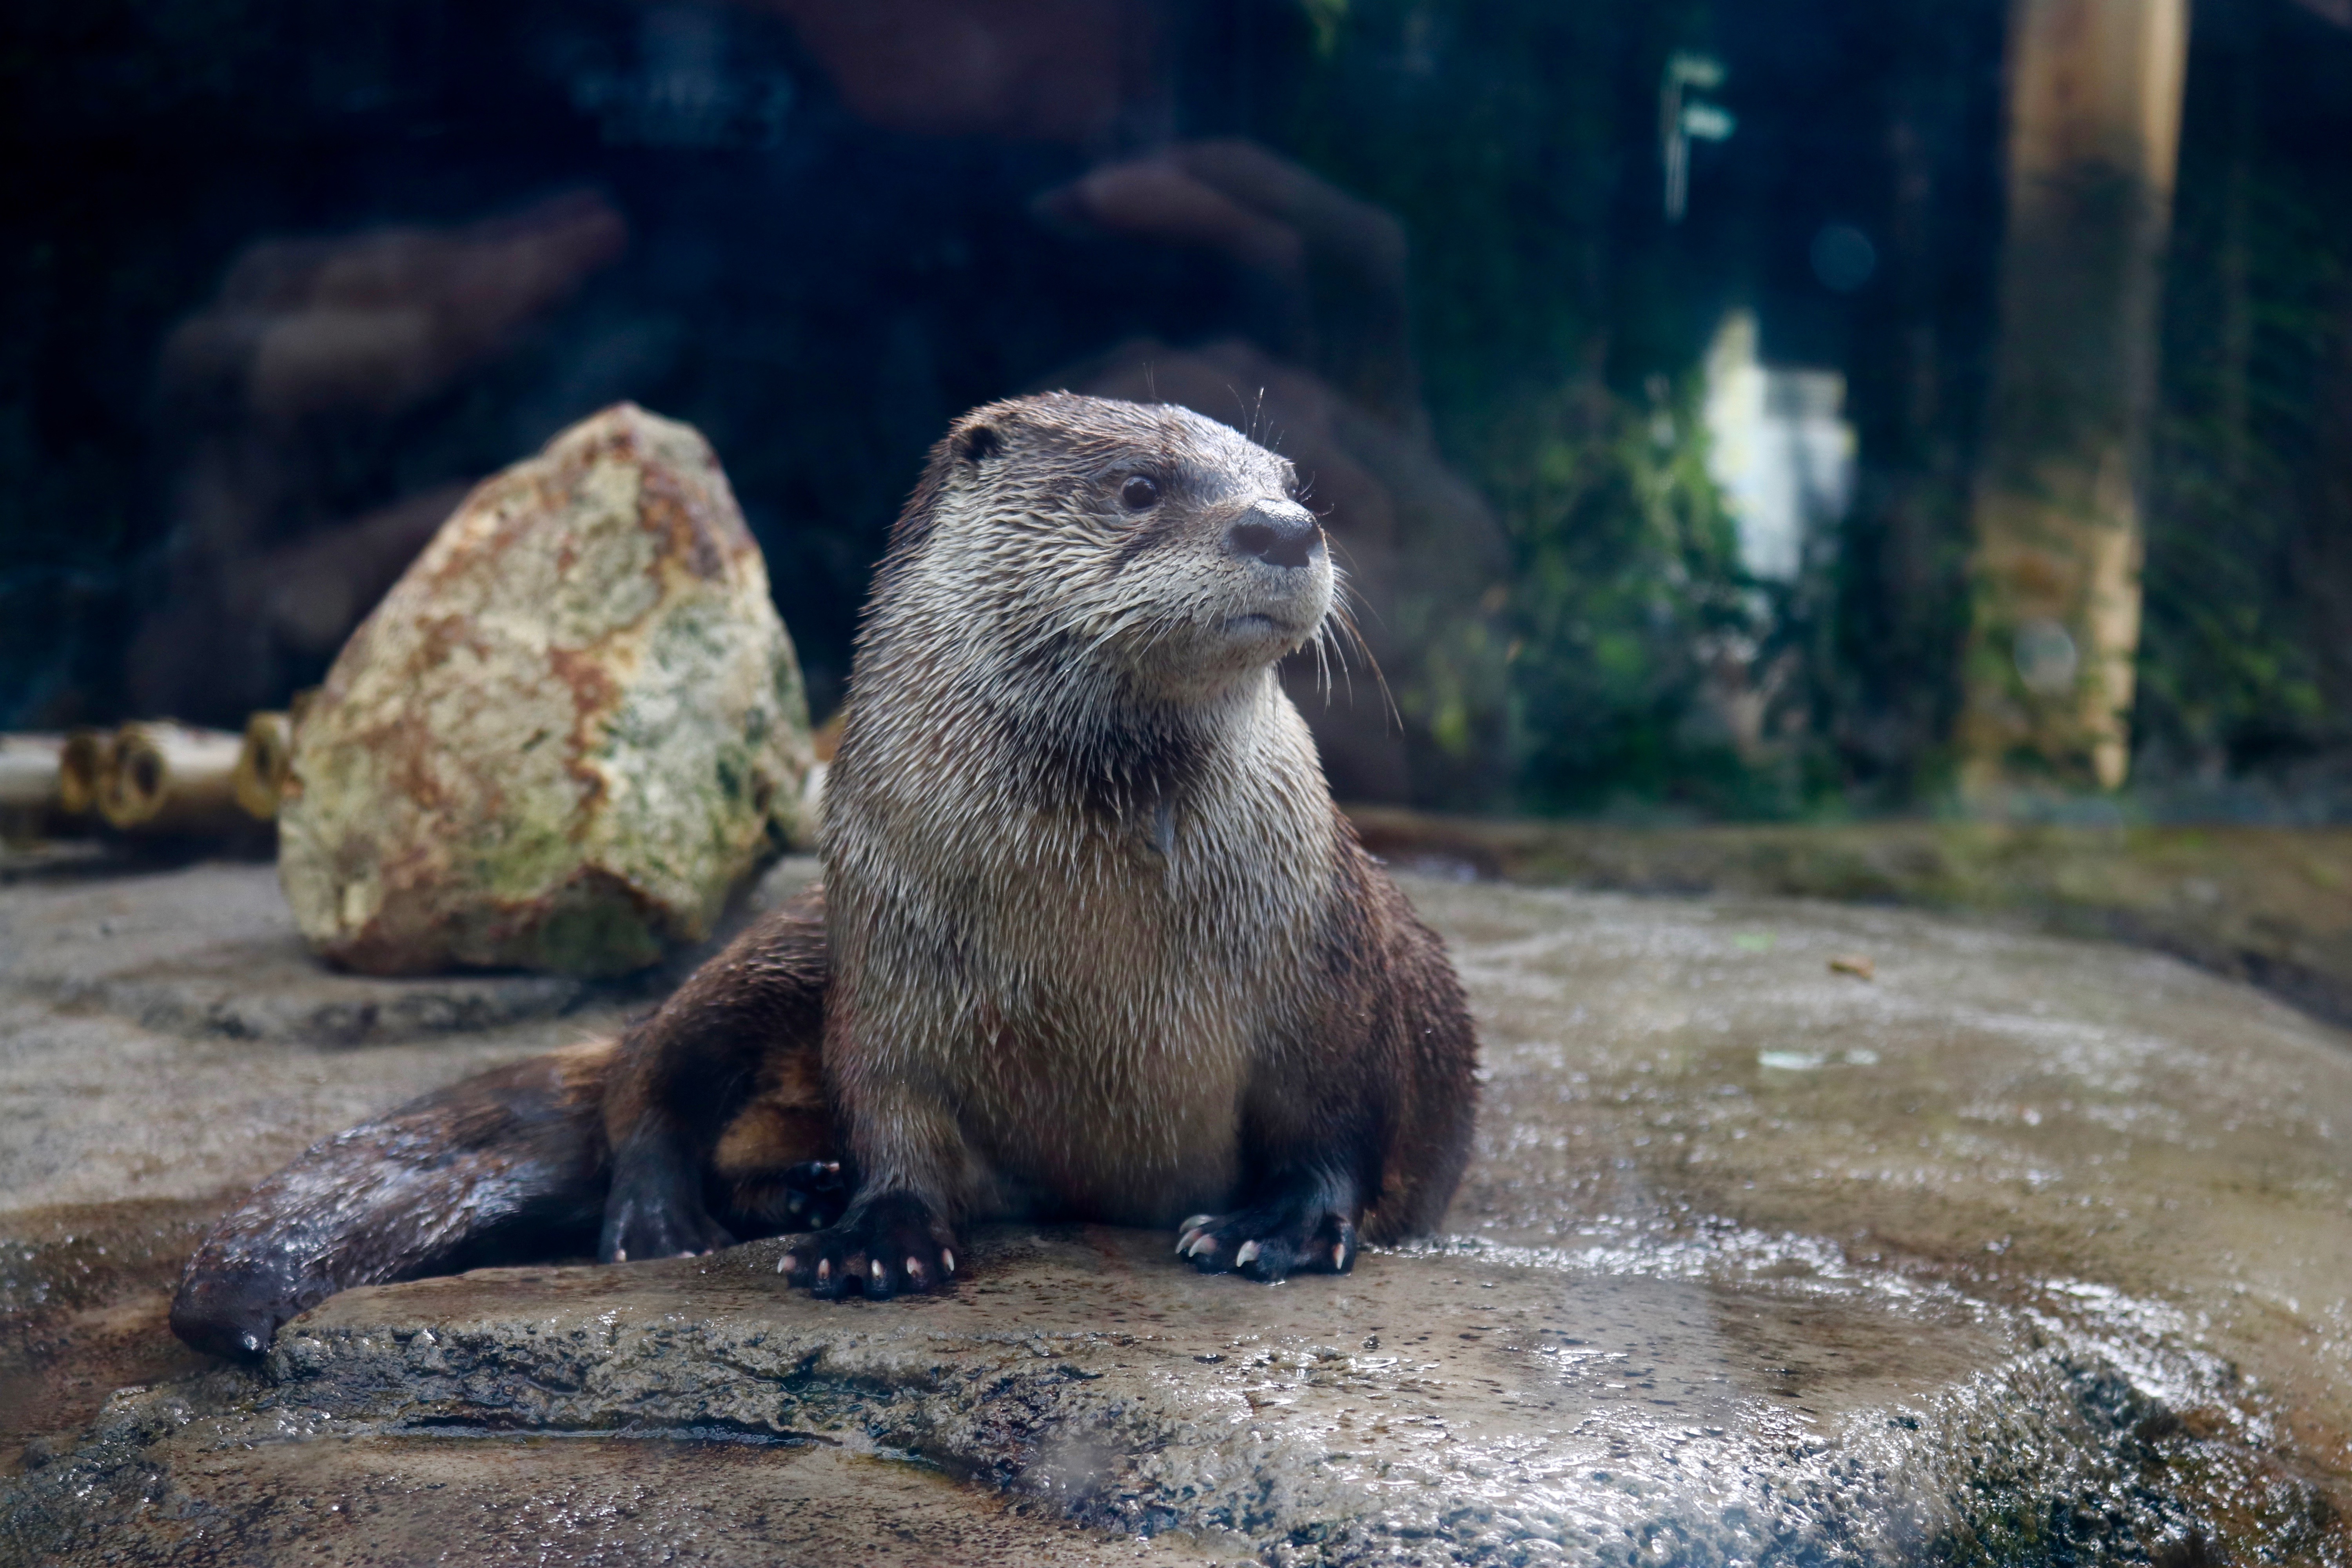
2, 863, 2348, 1564
1351, 808, 2352, 1028
277, 402, 814, 977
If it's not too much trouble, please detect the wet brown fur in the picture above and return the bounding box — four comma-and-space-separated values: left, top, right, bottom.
171, 394, 1476, 1352
764, 393, 1475, 1294
597, 886, 839, 1257
169, 1040, 616, 1359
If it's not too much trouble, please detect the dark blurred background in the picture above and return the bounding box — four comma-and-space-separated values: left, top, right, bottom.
5, 0, 2350, 819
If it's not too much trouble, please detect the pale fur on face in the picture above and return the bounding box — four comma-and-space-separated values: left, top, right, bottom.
819, 393, 1356, 1227
870, 393, 1334, 716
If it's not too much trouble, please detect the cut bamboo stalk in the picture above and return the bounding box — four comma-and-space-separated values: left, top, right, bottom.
0, 734, 65, 813
99, 722, 246, 834
58, 729, 113, 817
233, 711, 293, 820
1957, 0, 2190, 795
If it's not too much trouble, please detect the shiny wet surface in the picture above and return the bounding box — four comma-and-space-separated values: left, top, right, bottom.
3, 864, 2349, 1563
1430, 879, 2352, 1475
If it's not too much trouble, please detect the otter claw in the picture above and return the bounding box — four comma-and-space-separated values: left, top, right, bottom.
1173, 1201, 1358, 1281
777, 1252, 796, 1275
942, 1249, 956, 1275
784, 1193, 952, 1301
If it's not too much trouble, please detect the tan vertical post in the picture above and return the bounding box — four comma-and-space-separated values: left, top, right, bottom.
1958, 0, 2190, 796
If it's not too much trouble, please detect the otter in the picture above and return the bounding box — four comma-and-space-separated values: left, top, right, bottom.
171, 393, 1477, 1356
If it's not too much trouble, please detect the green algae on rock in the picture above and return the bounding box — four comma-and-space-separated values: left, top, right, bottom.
277, 403, 815, 976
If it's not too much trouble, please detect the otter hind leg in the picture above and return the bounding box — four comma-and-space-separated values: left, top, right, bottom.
599, 885, 833, 1265
602, 1116, 738, 1262
170, 1038, 615, 1361
604, 1095, 849, 1260
724, 1158, 850, 1234
712, 1085, 849, 1236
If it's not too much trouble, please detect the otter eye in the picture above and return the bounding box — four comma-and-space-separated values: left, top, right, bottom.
1119, 474, 1160, 512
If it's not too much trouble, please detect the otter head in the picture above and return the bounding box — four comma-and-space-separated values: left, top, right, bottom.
882, 392, 1334, 709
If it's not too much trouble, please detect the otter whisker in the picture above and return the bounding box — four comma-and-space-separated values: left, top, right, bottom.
1329, 599, 1399, 732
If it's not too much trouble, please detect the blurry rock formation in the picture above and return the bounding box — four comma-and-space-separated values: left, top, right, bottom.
278, 403, 812, 977
763, 0, 1144, 144
129, 191, 628, 726
101, 9, 1504, 805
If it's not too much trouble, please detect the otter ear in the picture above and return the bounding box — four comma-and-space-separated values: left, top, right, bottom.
956, 423, 1003, 466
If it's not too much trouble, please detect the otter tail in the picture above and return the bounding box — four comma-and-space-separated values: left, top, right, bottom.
170, 1038, 614, 1361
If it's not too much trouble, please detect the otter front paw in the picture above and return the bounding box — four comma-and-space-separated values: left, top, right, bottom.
777, 1191, 957, 1301
1175, 1201, 1356, 1281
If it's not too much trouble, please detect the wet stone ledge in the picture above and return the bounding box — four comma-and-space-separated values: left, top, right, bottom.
2, 867, 2350, 1564
0, 858, 585, 1044
1348, 808, 2352, 1031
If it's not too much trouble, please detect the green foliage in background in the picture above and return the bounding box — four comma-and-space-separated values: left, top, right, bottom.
1281, 0, 1803, 815
2137, 36, 2352, 780
1286, 0, 2352, 817
1481, 381, 1789, 815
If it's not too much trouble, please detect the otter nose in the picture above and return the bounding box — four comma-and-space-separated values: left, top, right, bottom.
1224, 505, 1323, 570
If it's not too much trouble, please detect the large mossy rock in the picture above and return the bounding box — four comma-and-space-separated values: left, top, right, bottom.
278, 403, 813, 976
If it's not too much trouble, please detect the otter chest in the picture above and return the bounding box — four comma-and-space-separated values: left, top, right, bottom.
933, 815, 1319, 1225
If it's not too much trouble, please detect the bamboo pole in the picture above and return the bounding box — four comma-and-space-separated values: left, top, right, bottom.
57, 730, 113, 818
1957, 0, 2190, 796
0, 734, 65, 813
98, 722, 246, 835
233, 711, 292, 820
